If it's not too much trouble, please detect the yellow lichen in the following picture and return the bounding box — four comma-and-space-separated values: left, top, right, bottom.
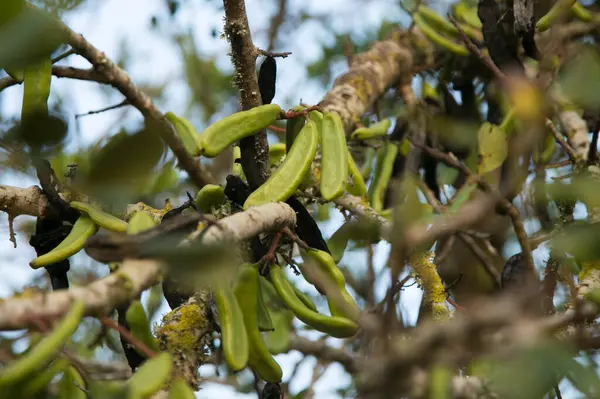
410, 251, 450, 321
156, 303, 206, 353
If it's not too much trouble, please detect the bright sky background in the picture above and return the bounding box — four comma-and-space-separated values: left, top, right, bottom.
0, 0, 586, 397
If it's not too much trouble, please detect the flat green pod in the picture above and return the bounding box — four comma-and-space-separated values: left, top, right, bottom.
198, 104, 282, 158
350, 118, 391, 141
0, 301, 85, 388
194, 184, 226, 214
270, 265, 359, 338
165, 112, 202, 156
285, 105, 306, 151
127, 352, 173, 398
320, 112, 348, 201
127, 211, 157, 235
244, 120, 318, 209
233, 265, 283, 382
30, 216, 98, 269
269, 143, 287, 166
214, 286, 249, 371
70, 201, 128, 233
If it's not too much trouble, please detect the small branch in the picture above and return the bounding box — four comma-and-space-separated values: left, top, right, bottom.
51, 48, 77, 64
447, 14, 505, 82
288, 334, 357, 373
266, 0, 287, 51
546, 118, 579, 161
320, 31, 417, 133
75, 100, 129, 118
99, 317, 157, 359
0, 65, 109, 92
257, 49, 291, 59
410, 252, 450, 321
556, 111, 589, 161
413, 142, 534, 272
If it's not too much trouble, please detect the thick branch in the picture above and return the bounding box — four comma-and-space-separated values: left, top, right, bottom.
0, 185, 57, 219
223, 0, 270, 187
320, 31, 415, 132
0, 202, 297, 330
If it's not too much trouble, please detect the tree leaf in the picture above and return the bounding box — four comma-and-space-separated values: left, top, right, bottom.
478, 122, 507, 174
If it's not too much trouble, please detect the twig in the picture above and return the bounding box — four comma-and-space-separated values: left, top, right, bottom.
265, 0, 287, 51
268, 124, 285, 134
447, 14, 506, 83
413, 142, 534, 272
257, 49, 292, 58
75, 100, 129, 118
545, 118, 579, 161
51, 48, 76, 63
288, 334, 358, 373
99, 317, 157, 359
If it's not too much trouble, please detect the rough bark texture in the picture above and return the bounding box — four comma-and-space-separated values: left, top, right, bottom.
223, 0, 271, 188
321, 32, 415, 133
0, 184, 57, 218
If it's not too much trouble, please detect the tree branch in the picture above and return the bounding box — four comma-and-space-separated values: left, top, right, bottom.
0, 185, 58, 219
0, 202, 297, 330
223, 0, 270, 187
289, 335, 358, 373
320, 31, 418, 132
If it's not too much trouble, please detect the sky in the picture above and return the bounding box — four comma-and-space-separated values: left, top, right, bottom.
0, 0, 586, 397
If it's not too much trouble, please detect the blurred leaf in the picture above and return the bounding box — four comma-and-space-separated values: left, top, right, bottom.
560, 46, 600, 111
478, 122, 507, 174
328, 220, 352, 264
346, 215, 382, 247
428, 114, 479, 153
437, 163, 459, 186
548, 175, 600, 213
550, 222, 600, 263
447, 181, 478, 214
87, 126, 166, 190
482, 342, 583, 399
0, 2, 68, 70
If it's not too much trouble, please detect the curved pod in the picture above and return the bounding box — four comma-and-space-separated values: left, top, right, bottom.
233, 266, 283, 382
30, 216, 98, 269
198, 104, 282, 158
270, 265, 359, 338
244, 120, 318, 209
214, 286, 250, 371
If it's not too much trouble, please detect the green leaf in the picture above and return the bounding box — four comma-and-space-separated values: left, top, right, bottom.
436, 163, 459, 186
0, 2, 68, 70
327, 221, 352, 264
168, 378, 196, 399
88, 127, 165, 185
478, 122, 507, 174
127, 352, 172, 398
560, 46, 600, 111
482, 342, 581, 399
